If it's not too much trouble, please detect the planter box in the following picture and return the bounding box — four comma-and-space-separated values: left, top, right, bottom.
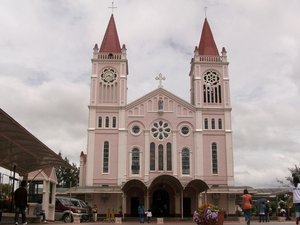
278, 216, 286, 222
238, 217, 244, 223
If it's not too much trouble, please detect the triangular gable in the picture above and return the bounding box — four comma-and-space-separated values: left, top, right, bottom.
27, 167, 57, 184
126, 88, 195, 115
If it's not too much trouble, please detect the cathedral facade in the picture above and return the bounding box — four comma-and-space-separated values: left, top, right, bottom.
79, 14, 237, 218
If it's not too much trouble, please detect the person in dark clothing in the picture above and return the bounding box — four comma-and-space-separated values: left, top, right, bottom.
265, 201, 270, 222
14, 180, 28, 225
138, 204, 145, 223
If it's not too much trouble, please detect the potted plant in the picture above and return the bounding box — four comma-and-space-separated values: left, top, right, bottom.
193, 203, 224, 225
236, 209, 244, 222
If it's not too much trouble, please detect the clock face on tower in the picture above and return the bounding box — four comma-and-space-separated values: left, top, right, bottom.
101, 68, 117, 83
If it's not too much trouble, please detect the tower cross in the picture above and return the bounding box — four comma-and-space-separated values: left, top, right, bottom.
108, 1, 117, 14
155, 73, 166, 88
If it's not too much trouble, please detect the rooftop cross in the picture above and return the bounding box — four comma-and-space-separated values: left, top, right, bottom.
155, 73, 166, 88
108, 1, 117, 14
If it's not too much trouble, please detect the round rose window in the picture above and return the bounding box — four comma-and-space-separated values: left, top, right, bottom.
151, 120, 171, 140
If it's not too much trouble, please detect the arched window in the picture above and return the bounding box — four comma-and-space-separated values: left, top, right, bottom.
167, 143, 172, 171
150, 142, 155, 171
204, 118, 209, 129
112, 116, 117, 128
131, 148, 140, 174
211, 118, 215, 129
218, 118, 222, 129
212, 142, 218, 174
103, 141, 109, 173
98, 116, 102, 128
158, 144, 163, 171
182, 148, 190, 175
105, 116, 109, 128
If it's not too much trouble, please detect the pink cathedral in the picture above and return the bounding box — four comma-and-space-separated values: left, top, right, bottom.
78, 14, 237, 218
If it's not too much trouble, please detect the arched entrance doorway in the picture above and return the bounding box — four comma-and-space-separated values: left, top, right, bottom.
151, 189, 169, 217
148, 175, 183, 217
122, 179, 147, 216
184, 179, 209, 216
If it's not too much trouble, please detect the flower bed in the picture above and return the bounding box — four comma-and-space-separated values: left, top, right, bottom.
193, 204, 224, 225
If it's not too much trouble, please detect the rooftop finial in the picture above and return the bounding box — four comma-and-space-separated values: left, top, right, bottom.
155, 73, 166, 88
108, 1, 117, 14
204, 6, 208, 18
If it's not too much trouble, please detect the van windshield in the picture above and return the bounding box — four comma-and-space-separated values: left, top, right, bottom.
70, 199, 87, 207
79, 201, 87, 207
59, 198, 74, 207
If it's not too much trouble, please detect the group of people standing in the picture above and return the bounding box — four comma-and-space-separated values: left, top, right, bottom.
242, 173, 300, 225
138, 204, 152, 223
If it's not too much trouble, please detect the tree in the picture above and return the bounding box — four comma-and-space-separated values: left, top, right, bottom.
56, 153, 80, 188
278, 165, 300, 186
286, 165, 300, 185
0, 183, 12, 199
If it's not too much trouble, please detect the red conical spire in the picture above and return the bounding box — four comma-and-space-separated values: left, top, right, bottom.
198, 18, 219, 56
99, 14, 121, 53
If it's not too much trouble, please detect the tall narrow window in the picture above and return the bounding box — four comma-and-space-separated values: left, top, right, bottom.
98, 116, 102, 128
112, 116, 117, 128
182, 148, 190, 175
167, 143, 172, 171
211, 118, 215, 129
105, 116, 109, 128
212, 142, 218, 174
218, 86, 222, 103
158, 144, 163, 170
218, 119, 222, 129
150, 142, 155, 171
203, 70, 222, 103
131, 148, 140, 174
103, 141, 109, 173
204, 118, 209, 129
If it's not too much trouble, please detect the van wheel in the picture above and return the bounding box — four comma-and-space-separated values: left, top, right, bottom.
63, 213, 73, 223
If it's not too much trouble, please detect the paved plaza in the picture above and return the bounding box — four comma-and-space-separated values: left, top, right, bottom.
51, 220, 297, 225
0, 220, 297, 225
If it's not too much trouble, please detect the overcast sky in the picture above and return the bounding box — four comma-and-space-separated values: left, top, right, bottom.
0, 0, 299, 188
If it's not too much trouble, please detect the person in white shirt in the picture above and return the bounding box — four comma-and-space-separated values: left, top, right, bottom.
146, 209, 152, 223
292, 174, 300, 225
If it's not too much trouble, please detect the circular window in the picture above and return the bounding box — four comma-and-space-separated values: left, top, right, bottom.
132, 125, 140, 134
203, 70, 220, 87
151, 120, 171, 140
101, 68, 117, 83
130, 124, 142, 136
181, 126, 190, 135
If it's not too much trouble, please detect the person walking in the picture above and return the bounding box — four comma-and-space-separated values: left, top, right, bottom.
14, 180, 28, 225
242, 189, 253, 225
292, 174, 300, 225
